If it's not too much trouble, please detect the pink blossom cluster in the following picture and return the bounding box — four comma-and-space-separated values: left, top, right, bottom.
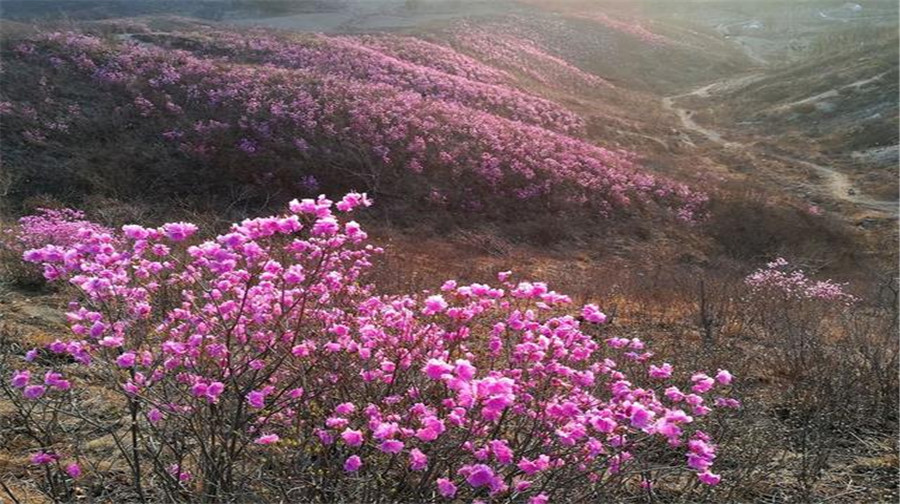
28, 450, 82, 479
339, 33, 511, 85
13, 195, 736, 499
1, 208, 113, 271
745, 258, 857, 304
183, 29, 586, 135
18, 30, 707, 220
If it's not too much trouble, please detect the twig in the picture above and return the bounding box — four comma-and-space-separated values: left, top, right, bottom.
0, 478, 23, 504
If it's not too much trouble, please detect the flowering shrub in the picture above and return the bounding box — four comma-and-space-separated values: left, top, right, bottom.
745, 258, 857, 304
6, 195, 736, 501
739, 259, 891, 494
187, 30, 587, 135
0, 208, 112, 286
6, 29, 707, 222
341, 34, 512, 85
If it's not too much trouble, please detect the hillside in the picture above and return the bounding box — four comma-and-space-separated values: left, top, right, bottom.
689, 24, 898, 202
0, 2, 897, 503
0, 17, 713, 223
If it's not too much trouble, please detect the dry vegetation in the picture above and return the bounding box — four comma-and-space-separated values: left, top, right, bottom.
0, 1, 897, 502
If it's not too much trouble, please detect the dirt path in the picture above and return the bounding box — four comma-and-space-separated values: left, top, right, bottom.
661, 95, 743, 149
768, 153, 899, 215
773, 71, 889, 112
663, 74, 898, 217
661, 72, 762, 149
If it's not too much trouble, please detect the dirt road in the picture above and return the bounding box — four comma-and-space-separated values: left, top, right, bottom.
662, 74, 898, 216
768, 153, 899, 215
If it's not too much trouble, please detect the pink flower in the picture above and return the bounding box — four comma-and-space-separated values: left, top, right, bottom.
317, 429, 334, 445
205, 381, 225, 402
44, 371, 70, 391
691, 373, 715, 394
122, 225, 150, 240
489, 439, 514, 464
247, 390, 266, 408
148, 408, 163, 424
461, 464, 495, 487
698, 471, 721, 485
423, 294, 448, 315
162, 222, 197, 242
649, 363, 673, 379
335, 402, 356, 415
23, 385, 45, 399
344, 455, 362, 472
336, 192, 372, 212
529, 494, 550, 504
312, 217, 339, 236
517, 455, 550, 475
630, 404, 655, 429
687, 452, 711, 470
116, 352, 136, 368
415, 416, 446, 441
656, 419, 682, 439
372, 422, 399, 440
408, 448, 428, 471
30, 451, 58, 465
665, 386, 685, 402
715, 397, 741, 409
11, 370, 30, 388
581, 304, 607, 324
191, 382, 208, 398
89, 321, 106, 338
423, 358, 453, 380
99, 336, 123, 348
341, 429, 364, 447
379, 439, 404, 454
289, 198, 317, 215
47, 340, 67, 354
168, 464, 191, 482
254, 434, 280, 445
590, 416, 616, 433
436, 477, 457, 498
65, 463, 82, 478
454, 359, 477, 380
715, 369, 733, 385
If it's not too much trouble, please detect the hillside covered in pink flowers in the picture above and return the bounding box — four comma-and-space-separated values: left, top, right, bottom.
1, 18, 716, 225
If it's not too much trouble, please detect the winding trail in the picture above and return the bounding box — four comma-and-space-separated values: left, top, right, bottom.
768, 153, 899, 215
772, 71, 889, 112
662, 74, 898, 216
661, 73, 761, 150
